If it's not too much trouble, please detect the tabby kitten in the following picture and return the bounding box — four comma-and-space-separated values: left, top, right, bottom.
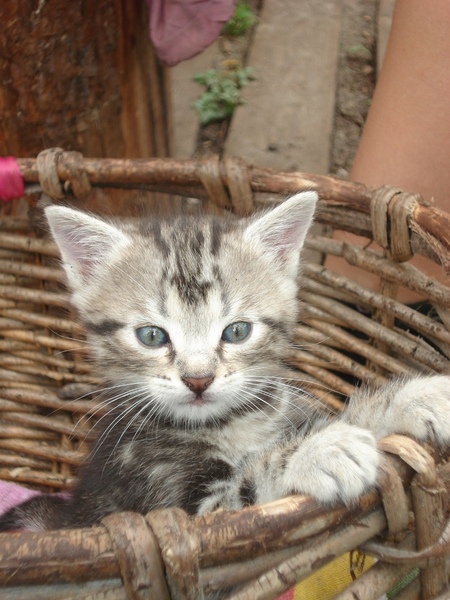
1, 191, 450, 531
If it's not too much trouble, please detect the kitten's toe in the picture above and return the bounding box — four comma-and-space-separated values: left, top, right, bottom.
283, 422, 379, 505
391, 376, 450, 445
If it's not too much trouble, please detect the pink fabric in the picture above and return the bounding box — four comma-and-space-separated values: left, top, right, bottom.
147, 0, 234, 66
0, 156, 25, 202
0, 480, 42, 514
277, 590, 294, 600
0, 481, 70, 516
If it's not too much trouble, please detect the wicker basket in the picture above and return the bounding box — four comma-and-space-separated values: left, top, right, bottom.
1, 149, 450, 599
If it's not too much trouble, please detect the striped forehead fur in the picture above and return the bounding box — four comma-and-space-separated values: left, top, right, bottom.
139, 214, 236, 306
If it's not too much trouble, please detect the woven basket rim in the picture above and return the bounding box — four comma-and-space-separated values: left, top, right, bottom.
12, 151, 450, 270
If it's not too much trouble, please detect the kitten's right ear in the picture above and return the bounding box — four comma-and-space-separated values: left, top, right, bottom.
244, 191, 317, 279
45, 206, 130, 290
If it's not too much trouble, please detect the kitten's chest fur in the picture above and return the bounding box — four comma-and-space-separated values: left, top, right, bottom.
108, 405, 287, 477
208, 411, 284, 458
78, 400, 292, 521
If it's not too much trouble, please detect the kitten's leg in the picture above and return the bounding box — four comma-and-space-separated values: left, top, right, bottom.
198, 376, 450, 514
281, 375, 450, 506
343, 375, 450, 444
197, 420, 380, 513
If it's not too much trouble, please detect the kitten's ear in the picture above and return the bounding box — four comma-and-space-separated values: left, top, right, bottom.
244, 191, 317, 277
45, 206, 130, 289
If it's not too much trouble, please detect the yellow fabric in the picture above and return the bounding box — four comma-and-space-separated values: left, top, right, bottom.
293, 552, 375, 600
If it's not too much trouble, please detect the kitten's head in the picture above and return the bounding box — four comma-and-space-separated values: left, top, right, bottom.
46, 192, 316, 425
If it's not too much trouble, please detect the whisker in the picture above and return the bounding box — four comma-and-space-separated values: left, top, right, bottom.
92, 386, 151, 439
52, 346, 91, 358
238, 388, 297, 430
236, 370, 334, 418
67, 382, 149, 435
82, 385, 153, 450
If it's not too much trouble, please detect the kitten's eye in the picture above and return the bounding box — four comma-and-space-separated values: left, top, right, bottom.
221, 321, 252, 344
136, 326, 169, 347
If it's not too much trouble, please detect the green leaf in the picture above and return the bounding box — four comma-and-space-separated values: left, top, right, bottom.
222, 2, 257, 36
192, 66, 256, 125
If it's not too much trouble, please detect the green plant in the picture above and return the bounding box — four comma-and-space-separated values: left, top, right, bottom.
222, 2, 257, 36
193, 64, 255, 125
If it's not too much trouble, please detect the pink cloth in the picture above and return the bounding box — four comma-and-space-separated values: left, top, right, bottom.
0, 156, 25, 202
277, 591, 294, 600
147, 0, 234, 66
0, 480, 42, 514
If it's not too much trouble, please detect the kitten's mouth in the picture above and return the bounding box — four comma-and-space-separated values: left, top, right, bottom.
190, 395, 210, 407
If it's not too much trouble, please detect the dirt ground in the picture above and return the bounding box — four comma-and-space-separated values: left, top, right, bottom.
330, 0, 378, 177
192, 0, 379, 177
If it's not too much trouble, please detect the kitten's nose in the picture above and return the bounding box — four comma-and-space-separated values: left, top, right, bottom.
182, 376, 214, 395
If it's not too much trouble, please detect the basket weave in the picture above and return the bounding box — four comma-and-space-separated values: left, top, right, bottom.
1, 149, 450, 599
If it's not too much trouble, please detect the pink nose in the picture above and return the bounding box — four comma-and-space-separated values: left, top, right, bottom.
182, 376, 214, 395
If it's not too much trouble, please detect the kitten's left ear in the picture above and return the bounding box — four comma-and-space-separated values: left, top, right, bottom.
244, 191, 317, 278
45, 205, 130, 290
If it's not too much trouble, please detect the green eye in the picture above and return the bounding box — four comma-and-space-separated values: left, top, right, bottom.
221, 321, 252, 344
136, 326, 169, 347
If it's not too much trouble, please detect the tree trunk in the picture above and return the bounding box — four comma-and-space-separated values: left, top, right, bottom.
0, 0, 172, 214
0, 0, 171, 159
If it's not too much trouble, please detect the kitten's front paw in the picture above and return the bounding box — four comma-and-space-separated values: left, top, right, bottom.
390, 376, 450, 445
283, 422, 379, 505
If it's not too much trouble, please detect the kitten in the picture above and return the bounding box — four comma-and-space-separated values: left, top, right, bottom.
1, 191, 450, 532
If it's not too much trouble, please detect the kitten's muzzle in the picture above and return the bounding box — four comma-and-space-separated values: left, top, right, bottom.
182, 376, 214, 396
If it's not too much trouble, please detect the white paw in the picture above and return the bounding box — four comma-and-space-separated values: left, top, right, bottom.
283, 422, 379, 505
388, 376, 450, 445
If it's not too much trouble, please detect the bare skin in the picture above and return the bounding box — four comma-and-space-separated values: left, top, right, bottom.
328, 0, 450, 300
